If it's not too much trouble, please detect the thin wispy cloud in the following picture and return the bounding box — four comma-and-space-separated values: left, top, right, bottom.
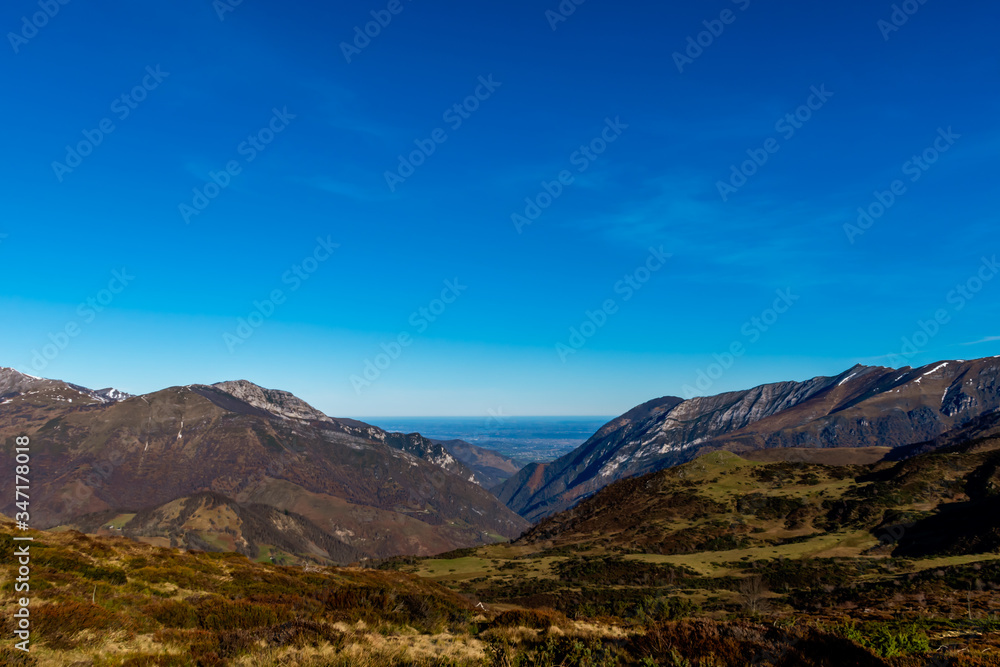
961, 336, 1000, 346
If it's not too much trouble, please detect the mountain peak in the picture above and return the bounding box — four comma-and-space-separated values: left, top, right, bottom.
0, 367, 42, 380
1, 367, 130, 406
91, 387, 132, 403
208, 380, 331, 423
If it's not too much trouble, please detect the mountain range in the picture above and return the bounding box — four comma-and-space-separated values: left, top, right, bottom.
0, 368, 528, 563
4, 355, 999, 564
497, 357, 1000, 521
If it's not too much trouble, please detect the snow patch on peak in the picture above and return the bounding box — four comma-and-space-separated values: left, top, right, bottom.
922, 362, 950, 377
838, 372, 858, 387
92, 388, 131, 403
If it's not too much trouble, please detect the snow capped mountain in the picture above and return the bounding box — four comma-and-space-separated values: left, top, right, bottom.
90, 387, 132, 403
0, 367, 130, 406
0, 367, 132, 407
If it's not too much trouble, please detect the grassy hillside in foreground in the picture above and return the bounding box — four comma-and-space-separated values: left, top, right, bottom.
380, 444, 1000, 665
519, 435, 1000, 558
6, 518, 1000, 666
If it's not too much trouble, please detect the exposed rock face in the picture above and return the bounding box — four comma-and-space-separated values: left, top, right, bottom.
210, 380, 332, 423
497, 357, 1000, 522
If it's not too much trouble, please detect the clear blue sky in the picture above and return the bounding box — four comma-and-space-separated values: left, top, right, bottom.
1, 0, 997, 416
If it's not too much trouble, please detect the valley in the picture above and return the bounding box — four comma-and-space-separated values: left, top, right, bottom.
3, 357, 1000, 664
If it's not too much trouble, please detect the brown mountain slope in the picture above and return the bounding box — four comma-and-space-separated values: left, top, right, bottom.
0, 371, 528, 559
66, 492, 368, 565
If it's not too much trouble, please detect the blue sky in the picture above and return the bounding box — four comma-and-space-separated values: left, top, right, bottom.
1, 0, 998, 417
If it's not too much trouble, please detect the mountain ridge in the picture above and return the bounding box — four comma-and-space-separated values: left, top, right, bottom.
0, 369, 528, 560
497, 356, 1000, 522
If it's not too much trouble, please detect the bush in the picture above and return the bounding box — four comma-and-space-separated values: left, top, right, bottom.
143, 599, 199, 629
490, 607, 568, 630
555, 556, 691, 587
194, 597, 288, 632
486, 635, 622, 667
838, 621, 930, 657
33, 601, 120, 649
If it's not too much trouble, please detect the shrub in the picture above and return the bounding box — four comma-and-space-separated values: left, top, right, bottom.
193, 597, 288, 632
838, 621, 930, 657
143, 599, 199, 628
490, 607, 568, 630
33, 600, 119, 649
486, 635, 622, 667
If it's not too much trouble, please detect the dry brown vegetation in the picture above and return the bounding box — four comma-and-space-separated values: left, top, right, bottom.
6, 434, 1000, 665
5, 514, 1000, 666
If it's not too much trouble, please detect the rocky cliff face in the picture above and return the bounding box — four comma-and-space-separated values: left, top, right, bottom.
497, 357, 1000, 522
